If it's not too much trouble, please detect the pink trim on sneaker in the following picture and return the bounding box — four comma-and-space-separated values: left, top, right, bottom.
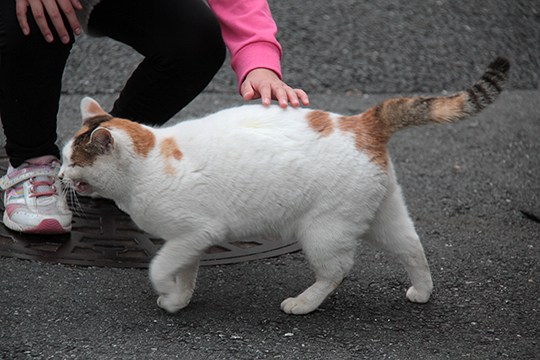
5, 204, 23, 217
24, 219, 68, 234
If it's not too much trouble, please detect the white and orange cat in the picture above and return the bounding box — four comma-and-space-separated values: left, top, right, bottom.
60, 58, 509, 314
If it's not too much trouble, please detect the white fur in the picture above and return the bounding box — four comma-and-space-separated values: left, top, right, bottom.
60, 102, 433, 314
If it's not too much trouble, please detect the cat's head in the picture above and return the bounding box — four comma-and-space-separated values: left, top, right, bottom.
59, 97, 156, 197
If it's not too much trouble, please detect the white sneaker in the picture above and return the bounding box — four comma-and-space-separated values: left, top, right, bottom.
1, 157, 72, 234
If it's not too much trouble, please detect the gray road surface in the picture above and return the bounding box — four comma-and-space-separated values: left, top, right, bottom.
1, 0, 539, 359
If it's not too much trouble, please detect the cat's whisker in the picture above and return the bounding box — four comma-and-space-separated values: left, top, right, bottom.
69, 191, 86, 218
61, 179, 86, 218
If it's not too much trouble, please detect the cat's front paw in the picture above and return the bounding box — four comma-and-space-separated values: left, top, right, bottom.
157, 292, 191, 313
406, 285, 432, 303
280, 297, 319, 315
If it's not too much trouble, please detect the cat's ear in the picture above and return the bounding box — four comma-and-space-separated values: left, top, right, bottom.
81, 97, 110, 121
89, 127, 114, 154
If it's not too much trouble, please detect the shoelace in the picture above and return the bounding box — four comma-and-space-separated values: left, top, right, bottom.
1, 161, 61, 198
28, 177, 57, 198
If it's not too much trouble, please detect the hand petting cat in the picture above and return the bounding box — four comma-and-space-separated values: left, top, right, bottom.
241, 68, 310, 108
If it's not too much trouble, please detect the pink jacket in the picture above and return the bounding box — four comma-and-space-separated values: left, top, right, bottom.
208, 0, 283, 88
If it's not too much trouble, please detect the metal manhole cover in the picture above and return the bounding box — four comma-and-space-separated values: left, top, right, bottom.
0, 154, 300, 268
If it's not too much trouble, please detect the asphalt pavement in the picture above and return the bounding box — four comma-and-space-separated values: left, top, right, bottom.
1, 0, 539, 359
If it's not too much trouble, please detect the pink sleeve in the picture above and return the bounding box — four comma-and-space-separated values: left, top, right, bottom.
207, 0, 283, 89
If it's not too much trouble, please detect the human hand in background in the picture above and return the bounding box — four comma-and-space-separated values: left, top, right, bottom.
241, 68, 309, 108
16, 0, 83, 44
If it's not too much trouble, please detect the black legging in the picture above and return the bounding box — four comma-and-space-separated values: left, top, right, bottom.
0, 0, 225, 167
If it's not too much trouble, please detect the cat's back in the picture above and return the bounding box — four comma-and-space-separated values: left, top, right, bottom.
153, 105, 321, 156
168, 105, 349, 147
173, 105, 313, 135
152, 104, 389, 174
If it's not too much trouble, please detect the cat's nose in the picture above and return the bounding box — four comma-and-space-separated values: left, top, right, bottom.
57, 165, 66, 180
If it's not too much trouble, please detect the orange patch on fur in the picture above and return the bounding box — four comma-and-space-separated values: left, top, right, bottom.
160, 137, 183, 175
307, 110, 334, 137
102, 119, 155, 157
74, 126, 90, 138
339, 107, 390, 169
431, 93, 466, 123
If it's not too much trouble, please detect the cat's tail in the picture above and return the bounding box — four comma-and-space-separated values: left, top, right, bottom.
371, 57, 510, 136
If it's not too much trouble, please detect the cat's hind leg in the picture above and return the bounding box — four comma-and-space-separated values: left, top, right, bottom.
367, 183, 433, 303
149, 240, 201, 313
281, 220, 361, 315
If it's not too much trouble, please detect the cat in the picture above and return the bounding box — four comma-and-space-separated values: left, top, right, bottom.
60, 57, 509, 314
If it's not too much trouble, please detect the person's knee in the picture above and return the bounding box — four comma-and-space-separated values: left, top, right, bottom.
152, 29, 225, 78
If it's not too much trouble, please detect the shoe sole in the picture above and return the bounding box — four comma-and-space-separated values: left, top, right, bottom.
3, 213, 71, 235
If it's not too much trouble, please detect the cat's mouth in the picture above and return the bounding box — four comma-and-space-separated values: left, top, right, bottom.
61, 176, 92, 195
74, 181, 91, 194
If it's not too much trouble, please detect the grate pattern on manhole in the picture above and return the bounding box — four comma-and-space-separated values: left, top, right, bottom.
0, 156, 300, 268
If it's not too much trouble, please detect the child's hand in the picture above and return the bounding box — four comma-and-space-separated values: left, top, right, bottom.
241, 68, 309, 108
16, 0, 83, 44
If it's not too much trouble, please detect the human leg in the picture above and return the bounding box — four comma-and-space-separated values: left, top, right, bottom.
88, 0, 226, 125
0, 1, 74, 233
0, 0, 75, 167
